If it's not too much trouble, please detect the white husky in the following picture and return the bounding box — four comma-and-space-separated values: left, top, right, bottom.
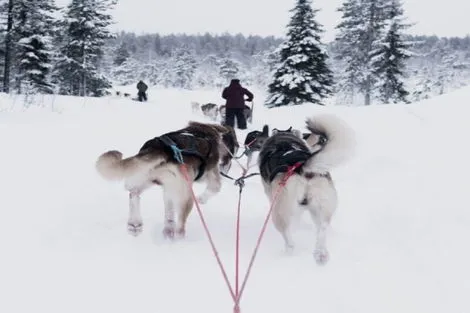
257, 114, 355, 265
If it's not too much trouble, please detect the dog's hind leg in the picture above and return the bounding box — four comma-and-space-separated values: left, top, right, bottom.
161, 166, 193, 239
176, 194, 194, 238
307, 185, 337, 265
269, 178, 298, 253
197, 167, 222, 204
312, 217, 330, 265
128, 188, 145, 236
162, 186, 176, 239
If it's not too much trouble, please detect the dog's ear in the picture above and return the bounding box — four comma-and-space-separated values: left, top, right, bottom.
262, 124, 269, 136
287, 126, 292, 132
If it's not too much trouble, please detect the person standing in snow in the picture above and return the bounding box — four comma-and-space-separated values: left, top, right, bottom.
221, 79, 254, 130
136, 80, 148, 102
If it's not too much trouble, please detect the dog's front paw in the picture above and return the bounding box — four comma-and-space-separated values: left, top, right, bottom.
162, 225, 176, 239
313, 248, 329, 265
284, 243, 295, 255
127, 221, 143, 236
176, 228, 186, 239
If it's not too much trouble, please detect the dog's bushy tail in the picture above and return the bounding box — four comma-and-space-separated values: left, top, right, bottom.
95, 150, 146, 181
305, 113, 356, 171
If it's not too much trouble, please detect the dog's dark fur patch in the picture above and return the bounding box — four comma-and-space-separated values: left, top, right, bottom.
201, 103, 218, 112
258, 132, 314, 182
137, 121, 228, 180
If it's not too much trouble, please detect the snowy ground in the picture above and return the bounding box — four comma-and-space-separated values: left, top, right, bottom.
0, 86, 469, 313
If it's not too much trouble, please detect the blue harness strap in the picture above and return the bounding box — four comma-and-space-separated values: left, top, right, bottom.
159, 134, 207, 181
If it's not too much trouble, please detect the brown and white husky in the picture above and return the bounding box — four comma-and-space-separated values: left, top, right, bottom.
95, 121, 237, 239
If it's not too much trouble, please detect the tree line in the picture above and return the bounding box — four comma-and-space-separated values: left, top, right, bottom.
1, 0, 470, 106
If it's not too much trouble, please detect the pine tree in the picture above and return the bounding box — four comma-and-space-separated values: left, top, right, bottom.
371, 0, 413, 104
14, 0, 59, 94
333, 0, 363, 104
219, 57, 240, 82
172, 48, 197, 89
1, 0, 14, 93
265, 0, 333, 107
113, 42, 130, 66
335, 0, 388, 105
54, 0, 116, 97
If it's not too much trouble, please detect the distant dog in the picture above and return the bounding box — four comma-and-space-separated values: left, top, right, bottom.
243, 124, 270, 168
191, 101, 200, 113
243, 125, 300, 168
95, 121, 234, 239
258, 114, 355, 265
201, 103, 219, 121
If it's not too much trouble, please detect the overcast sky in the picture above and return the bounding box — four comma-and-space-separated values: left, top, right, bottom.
56, 0, 469, 42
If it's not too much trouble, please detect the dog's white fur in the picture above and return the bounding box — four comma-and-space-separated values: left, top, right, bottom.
191, 101, 200, 113
262, 113, 355, 265
304, 114, 356, 174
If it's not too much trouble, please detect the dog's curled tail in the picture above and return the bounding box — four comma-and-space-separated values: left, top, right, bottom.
306, 113, 356, 171
95, 150, 140, 181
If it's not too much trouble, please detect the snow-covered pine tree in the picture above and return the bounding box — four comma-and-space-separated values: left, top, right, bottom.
193, 54, 219, 88
172, 48, 197, 89
1, 0, 14, 93
14, 0, 59, 94
333, 0, 364, 104
54, 0, 116, 97
335, 0, 388, 105
411, 67, 433, 101
113, 42, 130, 66
265, 0, 333, 107
0, 33, 4, 84
111, 57, 140, 86
219, 57, 240, 83
371, 0, 413, 104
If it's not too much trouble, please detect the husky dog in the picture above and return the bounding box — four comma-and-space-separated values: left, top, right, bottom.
243, 125, 299, 168
201, 103, 219, 121
243, 125, 270, 168
95, 121, 234, 239
191, 101, 200, 113
258, 114, 355, 265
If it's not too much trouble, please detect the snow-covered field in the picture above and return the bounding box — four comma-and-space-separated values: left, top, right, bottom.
0, 86, 469, 313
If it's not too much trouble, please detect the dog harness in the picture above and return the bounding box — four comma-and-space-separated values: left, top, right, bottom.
158, 132, 210, 181
259, 142, 316, 182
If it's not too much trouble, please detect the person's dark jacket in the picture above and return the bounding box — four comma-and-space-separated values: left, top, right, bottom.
222, 79, 253, 109
137, 81, 148, 92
